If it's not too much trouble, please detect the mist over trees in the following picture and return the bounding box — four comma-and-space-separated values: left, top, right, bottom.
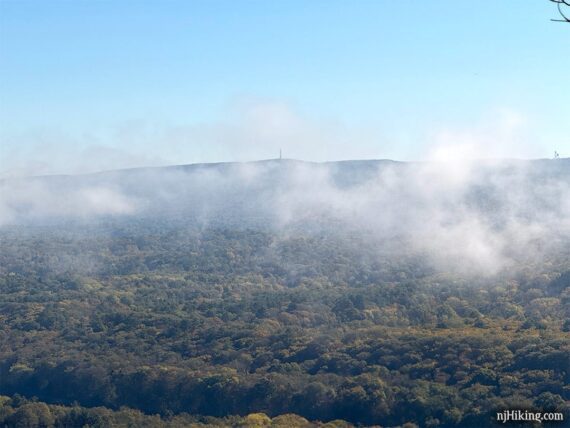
1, 159, 569, 427
1, 0, 568, 425
2, 158, 570, 275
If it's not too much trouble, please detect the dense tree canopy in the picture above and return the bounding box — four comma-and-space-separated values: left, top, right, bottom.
0, 223, 569, 427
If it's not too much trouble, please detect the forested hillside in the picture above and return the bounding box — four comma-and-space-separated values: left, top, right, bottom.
1, 159, 569, 427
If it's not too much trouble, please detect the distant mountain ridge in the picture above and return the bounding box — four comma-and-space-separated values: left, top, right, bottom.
7, 156, 568, 181
1, 157, 569, 234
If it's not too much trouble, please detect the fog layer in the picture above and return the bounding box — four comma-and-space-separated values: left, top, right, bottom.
1, 158, 569, 274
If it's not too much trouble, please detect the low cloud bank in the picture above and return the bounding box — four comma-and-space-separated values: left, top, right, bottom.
1, 158, 569, 274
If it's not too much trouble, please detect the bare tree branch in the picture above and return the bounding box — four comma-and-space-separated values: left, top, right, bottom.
550, 0, 570, 22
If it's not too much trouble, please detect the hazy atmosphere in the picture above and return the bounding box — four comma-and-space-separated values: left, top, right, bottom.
1, 1, 569, 176
2, 159, 570, 276
0, 2, 569, 428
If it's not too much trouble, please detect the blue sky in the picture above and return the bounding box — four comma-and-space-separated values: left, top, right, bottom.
0, 0, 569, 175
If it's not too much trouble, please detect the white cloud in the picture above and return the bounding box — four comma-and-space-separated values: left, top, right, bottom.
426, 108, 535, 162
